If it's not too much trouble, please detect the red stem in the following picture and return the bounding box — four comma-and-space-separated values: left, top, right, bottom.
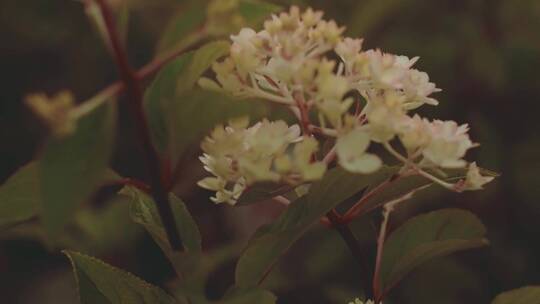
327, 210, 374, 300
343, 173, 401, 222
94, 0, 183, 250
80, 26, 207, 110
291, 90, 374, 299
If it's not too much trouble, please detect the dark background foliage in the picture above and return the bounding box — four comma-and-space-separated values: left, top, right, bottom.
1, 0, 539, 303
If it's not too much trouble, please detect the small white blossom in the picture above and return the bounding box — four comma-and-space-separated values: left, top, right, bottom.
348, 299, 376, 304
364, 90, 409, 143
422, 120, 476, 168
199, 118, 326, 205
198, 6, 494, 202
25, 90, 77, 137
337, 128, 382, 174
364, 49, 419, 89
402, 69, 441, 109
463, 162, 495, 190
335, 37, 363, 65
398, 114, 431, 152
276, 137, 327, 181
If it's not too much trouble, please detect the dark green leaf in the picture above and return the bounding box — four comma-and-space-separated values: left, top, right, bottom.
221, 287, 276, 304
125, 186, 201, 276
145, 51, 192, 152
65, 251, 176, 304
0, 196, 141, 256
0, 162, 39, 230
74, 195, 143, 255
238, 0, 282, 27
235, 168, 384, 287
492, 286, 540, 304
176, 41, 230, 93
40, 102, 116, 238
169, 90, 267, 166
144, 41, 230, 153
347, 0, 410, 37
156, 2, 207, 54
236, 183, 294, 205
356, 166, 498, 215
379, 209, 488, 293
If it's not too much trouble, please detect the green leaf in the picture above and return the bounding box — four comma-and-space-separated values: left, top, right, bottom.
235, 168, 383, 287
169, 90, 267, 166
144, 41, 230, 153
347, 0, 411, 37
40, 102, 116, 238
0, 194, 142, 254
65, 251, 176, 304
125, 186, 201, 275
379, 209, 488, 293
156, 2, 207, 54
356, 166, 498, 215
221, 287, 276, 304
176, 41, 230, 93
238, 0, 282, 27
492, 286, 540, 304
236, 183, 294, 205
0, 162, 40, 230
74, 195, 143, 255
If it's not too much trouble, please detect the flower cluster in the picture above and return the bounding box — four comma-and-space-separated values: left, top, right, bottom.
198, 6, 494, 204
25, 90, 76, 137
348, 299, 375, 304
198, 117, 326, 205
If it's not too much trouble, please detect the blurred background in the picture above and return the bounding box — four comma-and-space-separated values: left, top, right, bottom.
1, 0, 539, 303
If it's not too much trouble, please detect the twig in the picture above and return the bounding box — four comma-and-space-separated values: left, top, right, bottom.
289, 89, 374, 298
322, 145, 337, 165
93, 0, 183, 250
71, 24, 208, 119
372, 187, 426, 301
326, 210, 374, 300
273, 195, 291, 206
343, 173, 402, 221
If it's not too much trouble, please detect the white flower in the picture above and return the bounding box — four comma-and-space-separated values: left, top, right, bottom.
25, 90, 76, 137
198, 118, 326, 205
276, 137, 327, 181
365, 49, 418, 89
422, 120, 476, 168
335, 37, 363, 64
463, 162, 495, 190
402, 69, 441, 109
212, 58, 245, 95
230, 28, 261, 75
364, 90, 409, 142
348, 299, 375, 304
245, 120, 301, 156
337, 128, 382, 174
398, 114, 431, 152
197, 5, 494, 203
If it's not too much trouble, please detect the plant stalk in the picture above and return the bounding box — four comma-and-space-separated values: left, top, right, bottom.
93, 0, 183, 250
326, 210, 374, 300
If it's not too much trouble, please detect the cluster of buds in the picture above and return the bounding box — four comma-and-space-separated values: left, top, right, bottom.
198, 6, 494, 204
198, 118, 326, 205
25, 91, 77, 137
348, 299, 376, 304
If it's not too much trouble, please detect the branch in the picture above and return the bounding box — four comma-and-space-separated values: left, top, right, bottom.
290, 90, 373, 298
343, 173, 402, 221
93, 0, 183, 250
71, 26, 208, 119
372, 190, 417, 302
326, 210, 374, 300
